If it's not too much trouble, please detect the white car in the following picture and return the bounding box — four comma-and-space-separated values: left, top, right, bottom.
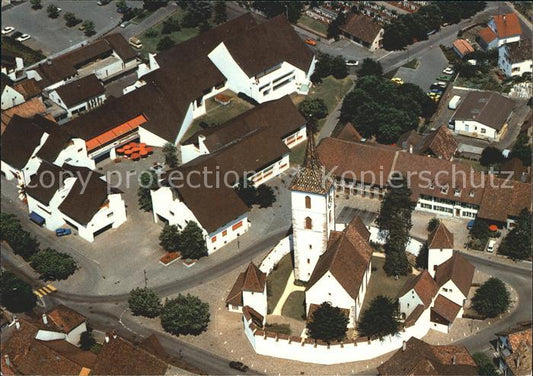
442, 67, 455, 75
1, 26, 15, 35
345, 59, 359, 66
57, 7, 62, 12
486, 240, 496, 253
16, 34, 31, 42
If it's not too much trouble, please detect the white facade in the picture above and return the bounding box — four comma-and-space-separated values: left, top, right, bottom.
498, 45, 532, 78
249, 154, 290, 187
208, 43, 314, 104
1, 132, 50, 185
452, 119, 504, 141
48, 89, 106, 118
428, 247, 454, 278
416, 194, 479, 219
53, 138, 95, 170
399, 290, 425, 319
1, 56, 25, 81
291, 185, 335, 282
242, 286, 268, 317
436, 280, 467, 307
1, 84, 25, 110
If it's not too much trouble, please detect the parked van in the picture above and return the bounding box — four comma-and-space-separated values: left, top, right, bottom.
486, 239, 496, 253
129, 37, 142, 49
448, 95, 461, 110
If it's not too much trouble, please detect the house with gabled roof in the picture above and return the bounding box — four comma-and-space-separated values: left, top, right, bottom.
1, 73, 25, 110
397, 125, 458, 161
398, 270, 439, 320
427, 222, 454, 277
434, 252, 474, 307
226, 262, 267, 316
496, 321, 532, 376
478, 12, 522, 50
339, 13, 384, 51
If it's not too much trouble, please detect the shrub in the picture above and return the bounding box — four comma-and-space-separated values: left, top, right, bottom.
472, 278, 511, 317
0, 270, 36, 312
30, 248, 78, 281
160, 294, 210, 336
128, 287, 162, 318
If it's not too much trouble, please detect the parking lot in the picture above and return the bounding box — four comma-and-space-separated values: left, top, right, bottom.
393, 47, 449, 91
1, 0, 140, 57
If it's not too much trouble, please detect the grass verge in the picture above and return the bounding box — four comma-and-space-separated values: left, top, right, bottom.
266, 253, 293, 313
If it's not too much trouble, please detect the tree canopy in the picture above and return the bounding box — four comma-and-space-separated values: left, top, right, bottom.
160, 294, 210, 336
128, 287, 162, 318
79, 331, 96, 351
181, 1, 212, 28
213, 1, 227, 24
498, 209, 531, 260
0, 270, 37, 313
159, 224, 181, 252
311, 53, 348, 83
357, 58, 383, 77
137, 170, 158, 211
298, 98, 328, 120
30, 248, 78, 281
480, 146, 505, 167
472, 352, 499, 376
252, 1, 303, 23
306, 302, 349, 343
1, 212, 40, 260
179, 221, 208, 259
358, 295, 401, 340
162, 142, 179, 167
472, 277, 510, 317
510, 134, 532, 167
235, 179, 277, 208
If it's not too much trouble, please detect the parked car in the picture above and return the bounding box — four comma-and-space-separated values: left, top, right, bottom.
128, 36, 142, 49
486, 239, 496, 253
467, 219, 475, 230
442, 67, 454, 75
97, 0, 110, 5
345, 59, 359, 66
79, 23, 86, 31
229, 361, 249, 372
117, 6, 128, 13
2, 26, 15, 35
57, 7, 62, 12
305, 38, 317, 46
16, 34, 31, 42
448, 95, 461, 110
120, 20, 131, 28
437, 81, 447, 88
55, 228, 72, 237
391, 77, 404, 85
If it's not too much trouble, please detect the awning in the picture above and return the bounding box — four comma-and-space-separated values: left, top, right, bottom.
29, 211, 45, 226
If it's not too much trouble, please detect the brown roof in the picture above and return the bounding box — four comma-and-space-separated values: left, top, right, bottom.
26, 161, 65, 205
493, 13, 522, 38
452, 91, 515, 131
335, 122, 363, 143
351, 215, 370, 242
1, 97, 50, 134
104, 33, 137, 62
505, 39, 533, 63
504, 336, 532, 376
397, 129, 423, 151
428, 222, 454, 249
477, 176, 532, 222
13, 78, 42, 100
431, 294, 462, 323
339, 14, 383, 45
500, 157, 531, 182
306, 216, 373, 299
398, 270, 439, 308
434, 252, 475, 297
479, 26, 497, 43
453, 39, 475, 56
404, 304, 425, 327
226, 262, 266, 306
377, 337, 477, 376
291, 131, 333, 194
47, 305, 86, 334
223, 15, 314, 77
417, 125, 458, 160
55, 74, 105, 107
183, 95, 305, 152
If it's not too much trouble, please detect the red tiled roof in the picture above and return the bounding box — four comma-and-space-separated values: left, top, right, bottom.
479, 27, 497, 43
335, 122, 363, 143
434, 252, 474, 297
492, 13, 522, 38
431, 294, 462, 323
398, 270, 439, 307
428, 222, 454, 250
453, 39, 475, 56
226, 262, 266, 306
85, 114, 146, 152
47, 304, 86, 334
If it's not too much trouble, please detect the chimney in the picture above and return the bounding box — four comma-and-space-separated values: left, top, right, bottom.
402, 341, 406, 351
15, 319, 20, 331
4, 354, 11, 367
105, 335, 110, 343
42, 314, 48, 325
452, 355, 456, 365
409, 144, 413, 154
112, 330, 117, 339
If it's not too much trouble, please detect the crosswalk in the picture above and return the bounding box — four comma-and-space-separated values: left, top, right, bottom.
33, 284, 57, 298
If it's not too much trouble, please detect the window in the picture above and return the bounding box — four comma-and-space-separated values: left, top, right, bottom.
222, 230, 227, 237
107, 212, 113, 218
305, 217, 312, 229
307, 258, 310, 264
309, 244, 312, 249
211, 236, 217, 243
305, 196, 311, 209
481, 128, 486, 134
232, 221, 243, 231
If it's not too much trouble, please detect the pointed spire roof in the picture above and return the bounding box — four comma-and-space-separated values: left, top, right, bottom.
242, 262, 266, 292
289, 130, 333, 194
428, 222, 454, 249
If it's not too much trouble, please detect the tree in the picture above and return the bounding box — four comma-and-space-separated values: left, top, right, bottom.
358, 295, 401, 340
256, 184, 276, 208
138, 170, 158, 211
472, 352, 498, 376
181, 1, 212, 28
159, 224, 180, 252
470, 218, 489, 243
161, 17, 180, 34
157, 36, 175, 51
82, 20, 96, 36
480, 146, 505, 166
327, 12, 345, 40
64, 12, 81, 27
331, 55, 349, 79
427, 218, 440, 232
510, 134, 532, 166
0, 270, 37, 313
306, 302, 349, 343
199, 20, 211, 32
416, 243, 429, 269
252, 1, 303, 23
47, 4, 59, 18
357, 58, 383, 77
116, 0, 127, 12
162, 142, 179, 167
30, 0, 42, 10
143, 0, 168, 11
472, 277, 510, 317
160, 294, 210, 336
214, 1, 227, 24
178, 221, 208, 260
79, 331, 96, 351
298, 98, 328, 120
498, 209, 531, 260
128, 287, 162, 318
30, 248, 78, 281
0, 212, 40, 260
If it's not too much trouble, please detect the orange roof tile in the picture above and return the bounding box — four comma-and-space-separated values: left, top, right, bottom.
493, 13, 522, 38
479, 27, 497, 43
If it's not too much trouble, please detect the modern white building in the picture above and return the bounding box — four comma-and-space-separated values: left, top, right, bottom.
42, 305, 88, 346
451, 91, 515, 141
499, 39, 533, 78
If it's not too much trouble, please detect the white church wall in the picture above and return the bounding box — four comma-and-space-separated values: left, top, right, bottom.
259, 235, 292, 275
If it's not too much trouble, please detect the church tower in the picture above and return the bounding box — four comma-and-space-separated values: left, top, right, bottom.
290, 131, 335, 282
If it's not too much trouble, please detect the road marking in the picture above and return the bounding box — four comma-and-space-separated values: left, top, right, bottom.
46, 284, 57, 292
33, 284, 57, 298
33, 290, 43, 298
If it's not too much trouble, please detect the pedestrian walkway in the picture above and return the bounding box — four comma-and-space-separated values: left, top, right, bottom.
271, 273, 305, 316
33, 284, 57, 298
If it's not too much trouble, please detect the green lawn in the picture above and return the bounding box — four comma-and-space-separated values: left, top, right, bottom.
298, 14, 328, 36
281, 291, 306, 321
403, 59, 419, 69
1, 37, 45, 65
265, 323, 291, 335
360, 256, 417, 313
307, 76, 353, 114
266, 253, 293, 314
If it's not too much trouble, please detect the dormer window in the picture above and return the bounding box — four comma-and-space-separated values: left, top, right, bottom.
429, 180, 435, 189
469, 190, 475, 197
454, 188, 461, 197
441, 185, 449, 194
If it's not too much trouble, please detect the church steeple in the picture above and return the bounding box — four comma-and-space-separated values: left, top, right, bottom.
290, 130, 333, 194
